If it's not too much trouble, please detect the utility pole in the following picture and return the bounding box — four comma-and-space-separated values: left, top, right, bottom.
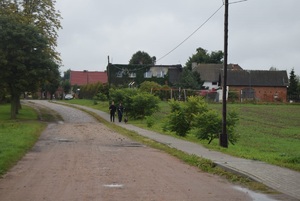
220, 0, 229, 148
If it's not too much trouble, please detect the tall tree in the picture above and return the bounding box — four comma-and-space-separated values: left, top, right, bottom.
129, 51, 154, 65
0, 15, 58, 118
288, 68, 299, 101
185, 47, 223, 70
0, 0, 62, 62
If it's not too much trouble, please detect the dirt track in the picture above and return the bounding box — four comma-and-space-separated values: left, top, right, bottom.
0, 102, 252, 201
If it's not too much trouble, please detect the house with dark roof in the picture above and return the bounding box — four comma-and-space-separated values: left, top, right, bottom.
70, 70, 108, 86
192, 63, 242, 90
107, 63, 182, 87
224, 70, 289, 102
192, 63, 289, 102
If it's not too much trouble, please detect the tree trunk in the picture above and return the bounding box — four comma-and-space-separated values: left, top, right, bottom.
10, 95, 18, 119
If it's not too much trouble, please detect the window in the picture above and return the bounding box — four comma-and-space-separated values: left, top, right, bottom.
157, 70, 165, 78
144, 71, 152, 78
129, 72, 136, 78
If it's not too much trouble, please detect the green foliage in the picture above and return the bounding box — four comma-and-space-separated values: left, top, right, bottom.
288, 68, 300, 101
164, 96, 239, 143
165, 107, 190, 136
131, 93, 160, 119
192, 110, 239, 145
139, 81, 171, 100
129, 50, 154, 65
0, 15, 60, 118
0, 104, 45, 176
62, 80, 71, 94
139, 81, 161, 93
192, 110, 221, 143
80, 82, 108, 99
185, 47, 223, 70
109, 89, 159, 119
93, 92, 108, 101
0, 0, 62, 62
164, 96, 208, 137
228, 90, 239, 102
177, 68, 203, 90
145, 116, 155, 127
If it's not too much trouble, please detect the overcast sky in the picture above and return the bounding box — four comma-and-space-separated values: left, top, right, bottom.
55, 0, 300, 76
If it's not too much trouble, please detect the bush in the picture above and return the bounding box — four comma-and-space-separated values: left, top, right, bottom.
165, 108, 190, 136
145, 116, 155, 127
109, 89, 159, 119
191, 110, 239, 144
164, 96, 239, 144
164, 96, 208, 137
93, 92, 107, 101
131, 93, 160, 119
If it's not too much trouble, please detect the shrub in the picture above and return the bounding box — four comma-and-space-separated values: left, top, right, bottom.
164, 96, 208, 137
192, 110, 239, 144
130, 92, 160, 119
165, 108, 190, 136
145, 116, 155, 127
93, 92, 107, 101
109, 89, 159, 119
164, 96, 239, 144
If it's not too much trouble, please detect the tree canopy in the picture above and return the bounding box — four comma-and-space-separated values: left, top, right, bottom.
185, 47, 223, 70
0, 0, 62, 62
129, 51, 155, 65
0, 15, 59, 118
0, 0, 61, 118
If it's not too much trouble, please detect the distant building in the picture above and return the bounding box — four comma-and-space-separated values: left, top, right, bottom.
224, 70, 289, 102
192, 63, 242, 90
192, 63, 289, 102
70, 70, 108, 86
107, 63, 182, 87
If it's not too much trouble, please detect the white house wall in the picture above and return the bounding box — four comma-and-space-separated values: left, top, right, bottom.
150, 67, 169, 77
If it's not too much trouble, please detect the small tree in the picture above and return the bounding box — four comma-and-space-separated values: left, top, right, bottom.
192, 110, 239, 144
164, 96, 239, 144
130, 93, 160, 119
164, 96, 208, 137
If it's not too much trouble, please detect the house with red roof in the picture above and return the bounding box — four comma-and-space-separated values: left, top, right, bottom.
70, 70, 108, 86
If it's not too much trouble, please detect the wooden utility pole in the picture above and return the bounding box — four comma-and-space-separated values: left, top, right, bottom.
220, 0, 229, 148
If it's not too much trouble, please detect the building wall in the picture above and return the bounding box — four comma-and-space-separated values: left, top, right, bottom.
149, 66, 169, 77
229, 86, 288, 102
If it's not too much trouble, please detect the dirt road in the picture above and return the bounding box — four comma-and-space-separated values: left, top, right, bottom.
0, 101, 252, 201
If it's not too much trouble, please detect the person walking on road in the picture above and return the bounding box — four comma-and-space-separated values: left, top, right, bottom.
117, 102, 124, 122
109, 101, 116, 122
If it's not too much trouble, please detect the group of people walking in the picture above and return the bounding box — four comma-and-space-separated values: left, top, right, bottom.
109, 101, 124, 122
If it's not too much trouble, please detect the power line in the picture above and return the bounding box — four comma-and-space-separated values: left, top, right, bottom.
229, 0, 248, 5
157, 4, 224, 62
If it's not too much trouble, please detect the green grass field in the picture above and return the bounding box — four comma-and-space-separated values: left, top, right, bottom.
0, 104, 46, 176
64, 99, 300, 172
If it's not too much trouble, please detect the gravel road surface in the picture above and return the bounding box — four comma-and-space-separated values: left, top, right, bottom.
0, 100, 253, 201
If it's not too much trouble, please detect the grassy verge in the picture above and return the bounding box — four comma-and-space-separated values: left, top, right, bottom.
0, 103, 58, 176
